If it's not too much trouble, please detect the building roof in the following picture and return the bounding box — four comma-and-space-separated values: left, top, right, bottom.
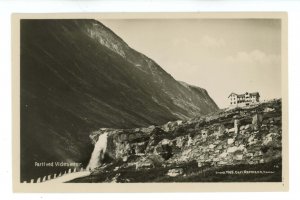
228, 92, 260, 98
228, 93, 237, 98
250, 92, 260, 97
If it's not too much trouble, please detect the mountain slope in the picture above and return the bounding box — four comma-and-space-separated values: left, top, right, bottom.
20, 19, 218, 181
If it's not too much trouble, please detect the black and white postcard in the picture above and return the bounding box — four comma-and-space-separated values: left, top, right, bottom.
12, 12, 288, 192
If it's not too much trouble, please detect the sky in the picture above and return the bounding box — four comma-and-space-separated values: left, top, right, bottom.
99, 19, 281, 108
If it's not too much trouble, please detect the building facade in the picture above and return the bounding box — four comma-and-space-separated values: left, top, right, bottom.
228, 92, 260, 107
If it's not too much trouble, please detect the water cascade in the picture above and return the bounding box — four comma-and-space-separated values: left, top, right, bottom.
86, 132, 108, 171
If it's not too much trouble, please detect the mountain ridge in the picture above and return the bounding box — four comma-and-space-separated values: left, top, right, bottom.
20, 19, 218, 181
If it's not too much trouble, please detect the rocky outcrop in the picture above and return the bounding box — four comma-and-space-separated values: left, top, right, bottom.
86, 99, 282, 180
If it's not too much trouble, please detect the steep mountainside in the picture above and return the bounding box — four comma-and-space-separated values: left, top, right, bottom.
20, 19, 218, 181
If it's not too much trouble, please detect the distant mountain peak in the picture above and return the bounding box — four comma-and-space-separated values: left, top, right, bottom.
84, 20, 129, 58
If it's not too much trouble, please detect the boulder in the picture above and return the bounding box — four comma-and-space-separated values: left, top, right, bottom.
248, 135, 255, 144
161, 139, 171, 145
167, 168, 183, 177
218, 161, 228, 165
175, 136, 187, 148
140, 125, 155, 134
227, 146, 238, 153
234, 154, 243, 160
154, 142, 173, 160
244, 124, 251, 130
218, 124, 226, 136
227, 138, 235, 145
246, 153, 254, 158
122, 156, 128, 162
263, 132, 279, 146
219, 152, 228, 158
176, 120, 183, 126
213, 140, 221, 145
197, 161, 203, 167
264, 107, 275, 113
227, 128, 235, 134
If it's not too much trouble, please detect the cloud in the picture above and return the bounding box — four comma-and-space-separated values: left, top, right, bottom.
201, 35, 226, 48
226, 50, 280, 65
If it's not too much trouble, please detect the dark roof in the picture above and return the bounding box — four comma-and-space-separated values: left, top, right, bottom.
250, 92, 260, 97
228, 92, 260, 98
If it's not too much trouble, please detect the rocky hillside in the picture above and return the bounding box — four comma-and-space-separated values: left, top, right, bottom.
20, 19, 218, 182
71, 99, 282, 183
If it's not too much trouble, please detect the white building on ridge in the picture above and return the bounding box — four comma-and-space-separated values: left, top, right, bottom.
228, 92, 260, 107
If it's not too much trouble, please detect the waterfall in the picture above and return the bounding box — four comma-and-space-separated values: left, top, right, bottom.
86, 132, 108, 171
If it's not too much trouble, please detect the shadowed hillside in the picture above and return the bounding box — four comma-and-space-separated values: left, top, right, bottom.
20, 19, 218, 182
